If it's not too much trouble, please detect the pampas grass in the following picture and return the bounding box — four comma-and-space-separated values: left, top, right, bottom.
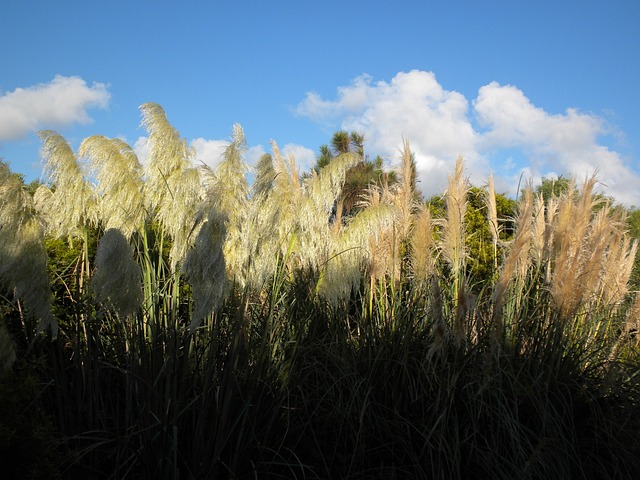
394, 138, 418, 244
200, 124, 251, 286
37, 130, 98, 238
492, 184, 534, 344
410, 204, 436, 285
140, 103, 202, 267
0, 161, 55, 335
5, 108, 640, 479
441, 156, 469, 291
91, 228, 143, 318
297, 152, 362, 271
486, 172, 499, 269
181, 211, 228, 329
79, 135, 145, 238
252, 153, 275, 199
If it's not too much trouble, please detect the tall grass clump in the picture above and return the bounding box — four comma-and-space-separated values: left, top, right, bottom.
4, 106, 640, 479
0, 160, 54, 336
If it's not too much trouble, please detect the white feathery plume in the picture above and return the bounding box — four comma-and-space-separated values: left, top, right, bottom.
37, 130, 98, 238
165, 167, 204, 267
139, 103, 203, 267
410, 204, 436, 284
243, 152, 281, 286
492, 184, 534, 320
91, 228, 143, 318
318, 202, 396, 306
296, 152, 362, 271
204, 124, 251, 285
394, 138, 418, 243
252, 153, 276, 199
265, 141, 304, 262
440, 156, 469, 303
530, 192, 547, 267
441, 156, 468, 269
0, 161, 56, 335
549, 177, 598, 318
485, 172, 499, 267
79, 136, 145, 238
182, 210, 228, 329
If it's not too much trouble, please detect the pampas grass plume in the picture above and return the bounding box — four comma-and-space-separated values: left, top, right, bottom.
37, 130, 98, 238
0, 161, 55, 335
182, 211, 228, 329
79, 135, 145, 238
410, 205, 435, 284
92, 228, 143, 318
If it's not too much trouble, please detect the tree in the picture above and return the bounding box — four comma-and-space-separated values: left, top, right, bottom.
314, 131, 397, 221
427, 186, 517, 290
535, 176, 573, 203
331, 130, 352, 156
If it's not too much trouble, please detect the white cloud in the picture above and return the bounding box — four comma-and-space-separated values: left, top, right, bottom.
297, 70, 481, 195
132, 136, 150, 166
191, 138, 268, 172
190, 138, 228, 169
0, 75, 110, 141
297, 71, 640, 205
296, 74, 374, 121
282, 143, 316, 174
474, 82, 640, 204
246, 145, 267, 168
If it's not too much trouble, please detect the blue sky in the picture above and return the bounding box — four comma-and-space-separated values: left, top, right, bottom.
2, 0, 640, 204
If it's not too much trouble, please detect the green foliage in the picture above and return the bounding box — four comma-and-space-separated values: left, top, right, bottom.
628, 207, 640, 289
427, 187, 517, 288
536, 175, 573, 202
314, 131, 398, 218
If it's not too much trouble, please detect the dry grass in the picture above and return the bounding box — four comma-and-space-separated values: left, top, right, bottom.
441, 156, 469, 290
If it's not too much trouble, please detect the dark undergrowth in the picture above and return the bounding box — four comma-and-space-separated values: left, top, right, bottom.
4, 285, 640, 480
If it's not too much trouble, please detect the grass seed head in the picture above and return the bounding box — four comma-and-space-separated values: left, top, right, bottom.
0, 162, 55, 335
79, 135, 145, 238
92, 228, 143, 318
37, 130, 98, 238
182, 210, 228, 329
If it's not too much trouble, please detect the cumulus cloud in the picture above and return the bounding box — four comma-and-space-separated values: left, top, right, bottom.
190, 139, 268, 173
297, 70, 481, 195
474, 82, 639, 204
297, 71, 640, 205
132, 136, 150, 166
0, 75, 110, 141
190, 138, 228, 169
296, 74, 374, 121
282, 143, 316, 173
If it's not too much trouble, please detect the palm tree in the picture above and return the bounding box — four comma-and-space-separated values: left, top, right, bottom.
331, 130, 352, 156
315, 131, 400, 223
314, 144, 333, 173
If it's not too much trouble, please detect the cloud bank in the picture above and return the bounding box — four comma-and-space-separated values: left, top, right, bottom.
0, 75, 110, 141
296, 70, 639, 205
